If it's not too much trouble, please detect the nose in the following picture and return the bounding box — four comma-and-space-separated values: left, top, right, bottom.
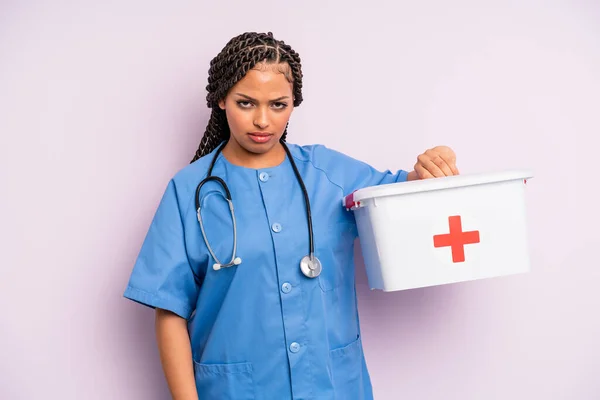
253, 107, 269, 129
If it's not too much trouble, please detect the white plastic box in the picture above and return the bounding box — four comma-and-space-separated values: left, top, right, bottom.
344, 170, 533, 291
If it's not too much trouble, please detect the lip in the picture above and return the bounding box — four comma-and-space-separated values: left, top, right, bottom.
248, 132, 274, 144
248, 132, 273, 136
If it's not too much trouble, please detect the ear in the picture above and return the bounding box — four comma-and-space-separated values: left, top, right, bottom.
218, 98, 226, 110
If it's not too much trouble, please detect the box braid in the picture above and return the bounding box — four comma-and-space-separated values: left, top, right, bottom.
190, 32, 304, 163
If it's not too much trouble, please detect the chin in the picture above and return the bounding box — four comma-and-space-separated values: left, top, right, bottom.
240, 136, 282, 154
244, 143, 277, 155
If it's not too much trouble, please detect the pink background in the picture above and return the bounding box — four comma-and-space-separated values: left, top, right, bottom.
1, 1, 599, 399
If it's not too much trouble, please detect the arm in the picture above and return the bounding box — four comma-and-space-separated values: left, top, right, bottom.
123, 179, 203, 398
309, 145, 409, 192
372, 146, 459, 182
308, 144, 458, 193
156, 308, 198, 400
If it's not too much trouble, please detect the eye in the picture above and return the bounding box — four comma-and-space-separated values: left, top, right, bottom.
272, 102, 288, 110
236, 100, 253, 109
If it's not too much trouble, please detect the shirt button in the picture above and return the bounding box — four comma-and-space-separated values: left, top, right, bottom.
289, 342, 300, 353
271, 223, 282, 233
259, 172, 269, 182
281, 282, 292, 293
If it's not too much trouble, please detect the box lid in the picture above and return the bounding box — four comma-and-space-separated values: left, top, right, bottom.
344, 169, 533, 210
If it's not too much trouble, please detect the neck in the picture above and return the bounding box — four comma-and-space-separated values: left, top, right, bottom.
221, 140, 286, 169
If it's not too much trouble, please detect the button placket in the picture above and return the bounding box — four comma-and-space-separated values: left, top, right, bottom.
256, 164, 308, 392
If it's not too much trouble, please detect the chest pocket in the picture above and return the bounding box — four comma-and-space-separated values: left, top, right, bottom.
315, 221, 356, 292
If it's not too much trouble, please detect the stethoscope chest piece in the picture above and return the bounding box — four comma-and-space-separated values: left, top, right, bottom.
197, 141, 324, 281
300, 255, 322, 278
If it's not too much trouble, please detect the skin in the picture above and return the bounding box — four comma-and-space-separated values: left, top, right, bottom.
156, 309, 198, 400
409, 147, 459, 180
218, 63, 294, 169
156, 60, 460, 400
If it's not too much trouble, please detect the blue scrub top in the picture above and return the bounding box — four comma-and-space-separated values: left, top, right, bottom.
124, 143, 408, 400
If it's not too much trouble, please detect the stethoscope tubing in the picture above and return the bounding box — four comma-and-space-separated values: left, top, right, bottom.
191, 140, 317, 282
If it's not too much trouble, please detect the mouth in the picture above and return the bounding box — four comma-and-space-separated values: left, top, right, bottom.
247, 132, 274, 144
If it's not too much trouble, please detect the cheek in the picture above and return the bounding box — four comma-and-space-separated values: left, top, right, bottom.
273, 109, 293, 128
225, 108, 248, 131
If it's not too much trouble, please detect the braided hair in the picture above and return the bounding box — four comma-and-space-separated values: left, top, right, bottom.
190, 32, 304, 163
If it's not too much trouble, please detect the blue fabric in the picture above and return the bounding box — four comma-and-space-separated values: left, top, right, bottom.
124, 143, 408, 399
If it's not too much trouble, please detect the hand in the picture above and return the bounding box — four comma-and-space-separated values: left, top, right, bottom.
409, 146, 459, 180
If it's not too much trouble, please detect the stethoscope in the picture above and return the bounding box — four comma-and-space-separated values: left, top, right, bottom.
194, 140, 322, 279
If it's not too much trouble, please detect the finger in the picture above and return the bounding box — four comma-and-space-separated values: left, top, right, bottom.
415, 163, 434, 179
422, 157, 446, 178
431, 154, 454, 176
417, 154, 444, 178
439, 153, 459, 175
430, 147, 459, 175
449, 162, 459, 175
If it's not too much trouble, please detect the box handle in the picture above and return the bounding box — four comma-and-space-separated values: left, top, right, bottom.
343, 190, 362, 211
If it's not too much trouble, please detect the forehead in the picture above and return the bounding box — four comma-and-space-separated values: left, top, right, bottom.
231, 63, 293, 98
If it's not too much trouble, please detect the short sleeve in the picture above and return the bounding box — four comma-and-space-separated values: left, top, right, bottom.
312, 145, 409, 194
123, 179, 199, 319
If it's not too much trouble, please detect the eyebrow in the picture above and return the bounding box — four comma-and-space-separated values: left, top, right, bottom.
234, 93, 290, 102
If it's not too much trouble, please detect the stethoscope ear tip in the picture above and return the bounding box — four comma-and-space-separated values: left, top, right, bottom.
233, 257, 242, 265
213, 263, 221, 271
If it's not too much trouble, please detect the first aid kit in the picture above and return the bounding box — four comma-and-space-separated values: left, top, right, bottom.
344, 170, 533, 291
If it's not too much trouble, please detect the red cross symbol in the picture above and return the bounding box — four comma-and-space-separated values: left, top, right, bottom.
433, 216, 480, 263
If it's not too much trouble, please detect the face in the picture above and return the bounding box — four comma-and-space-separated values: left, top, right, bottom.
218, 62, 294, 157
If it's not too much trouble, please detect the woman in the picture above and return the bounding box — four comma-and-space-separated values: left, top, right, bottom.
124, 31, 458, 400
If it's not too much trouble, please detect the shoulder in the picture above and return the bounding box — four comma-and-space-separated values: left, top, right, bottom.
173, 151, 215, 186
160, 147, 220, 212
287, 142, 365, 191
288, 142, 361, 166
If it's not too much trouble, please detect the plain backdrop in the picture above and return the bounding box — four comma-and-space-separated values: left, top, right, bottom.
1, 1, 599, 399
